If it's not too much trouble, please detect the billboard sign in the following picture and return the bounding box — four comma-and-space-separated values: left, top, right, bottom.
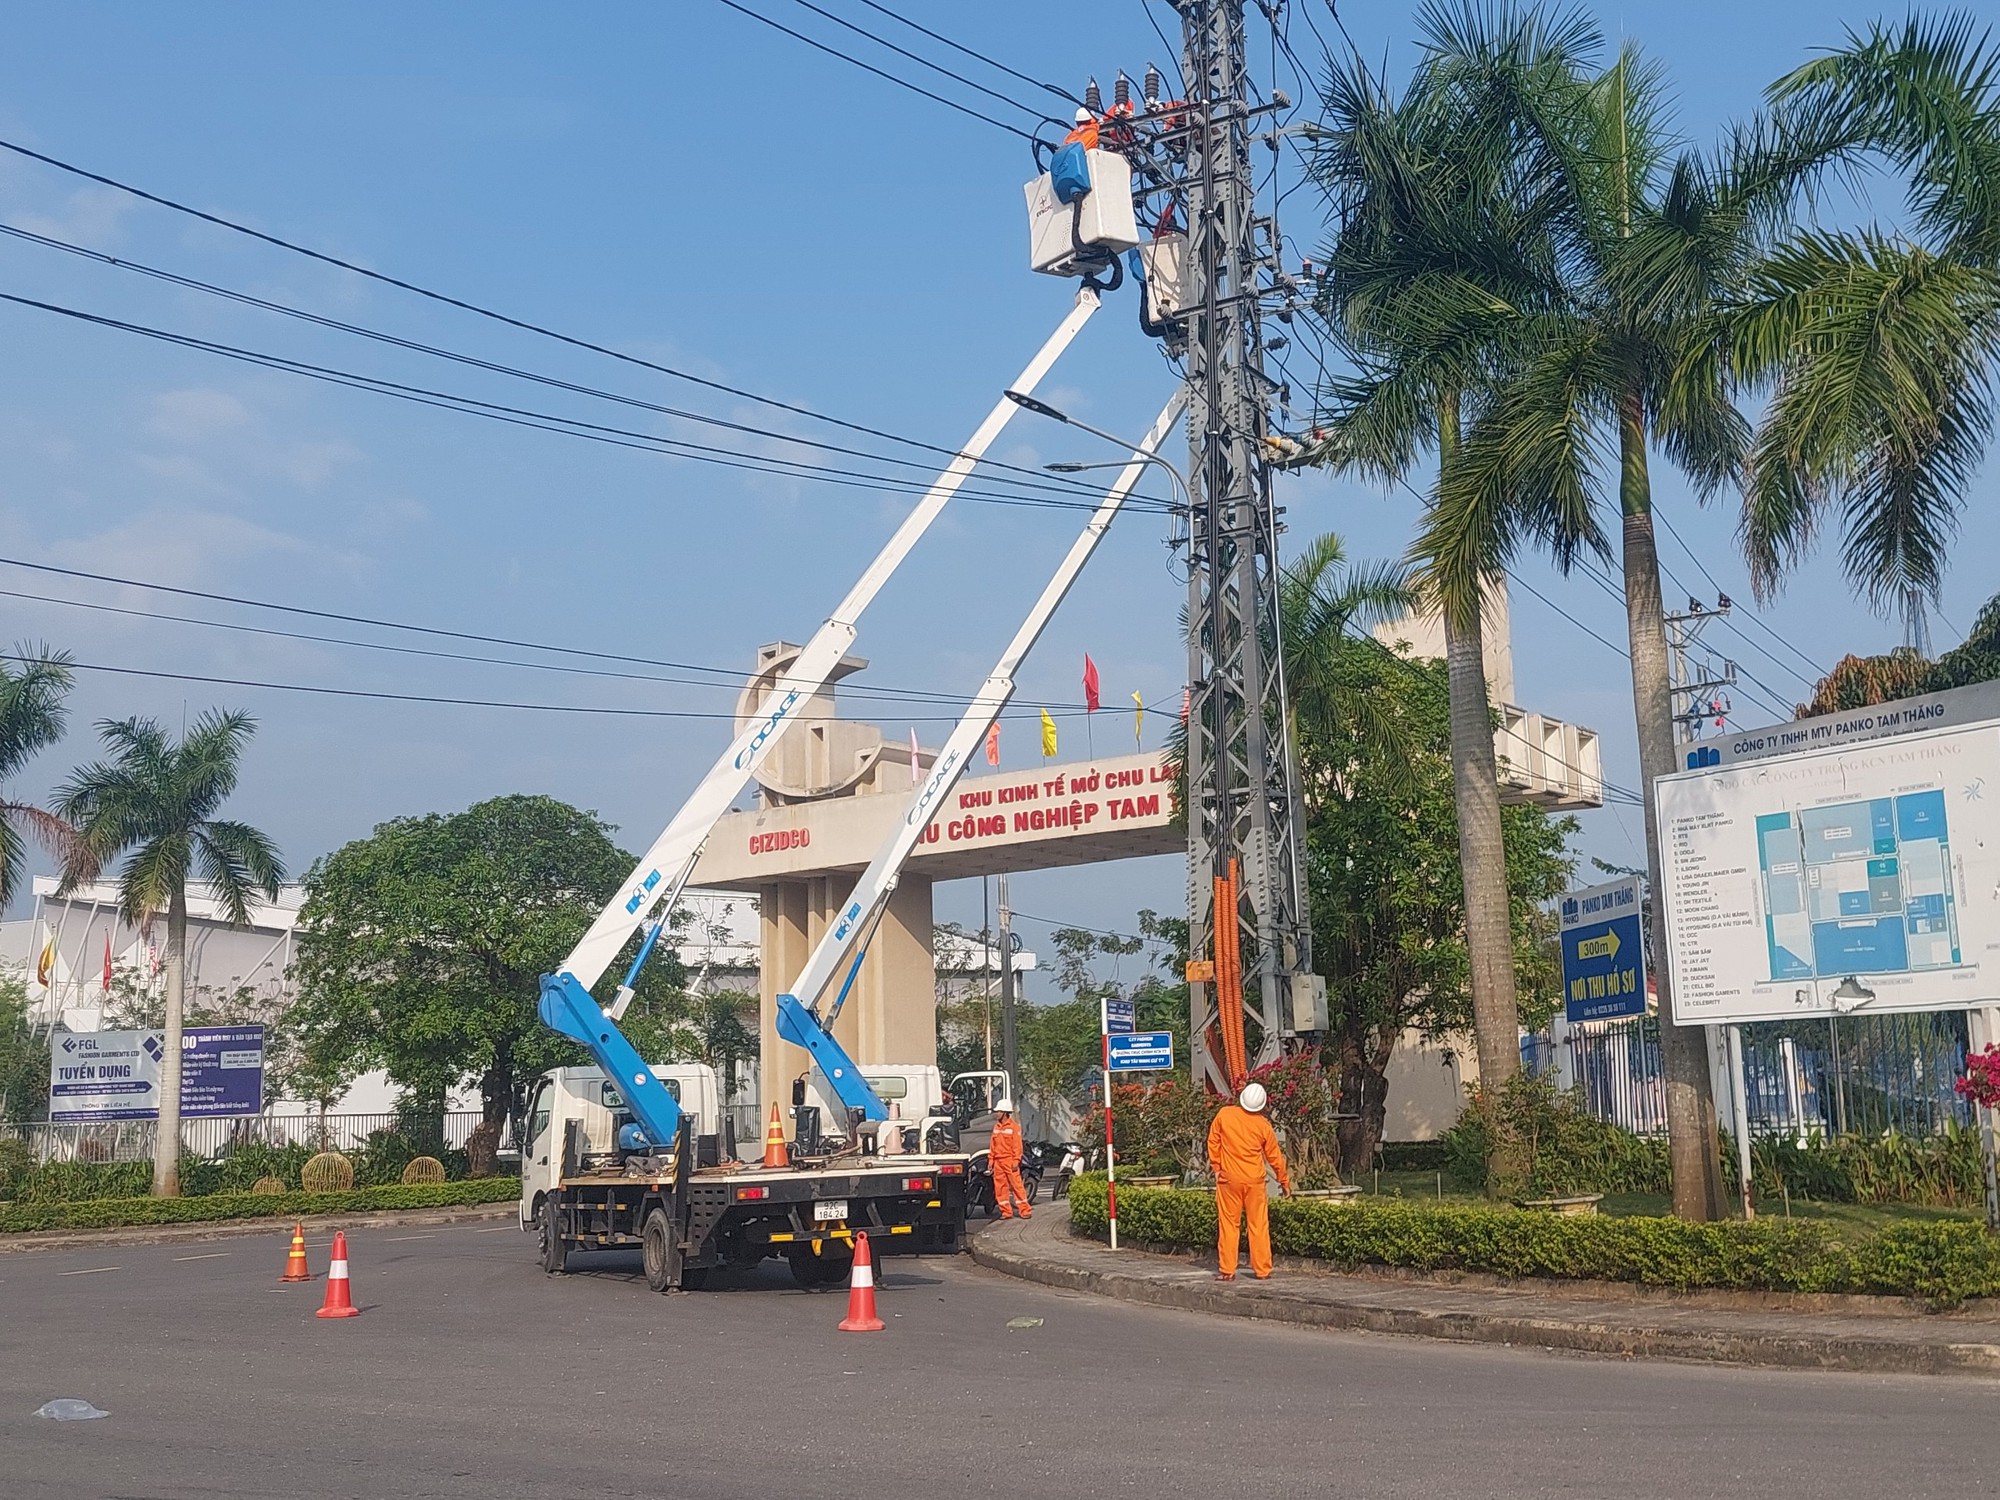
1656, 720, 2000, 1024
1560, 875, 1647, 1023
49, 1026, 266, 1122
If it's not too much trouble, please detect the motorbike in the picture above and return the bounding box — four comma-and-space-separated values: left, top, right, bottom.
965, 1144, 1047, 1217
1052, 1141, 1090, 1199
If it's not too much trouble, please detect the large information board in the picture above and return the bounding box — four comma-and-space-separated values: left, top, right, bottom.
49, 1026, 266, 1122
1655, 721, 2000, 1024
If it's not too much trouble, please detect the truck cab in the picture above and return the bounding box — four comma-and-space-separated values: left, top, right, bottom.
519, 1063, 723, 1230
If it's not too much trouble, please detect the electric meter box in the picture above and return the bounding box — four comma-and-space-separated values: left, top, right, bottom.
1025, 149, 1141, 277
1138, 232, 1189, 320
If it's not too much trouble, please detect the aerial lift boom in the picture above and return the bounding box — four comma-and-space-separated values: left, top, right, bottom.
535, 290, 1103, 1149
773, 392, 1186, 1123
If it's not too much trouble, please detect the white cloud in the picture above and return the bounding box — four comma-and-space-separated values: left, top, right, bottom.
145, 388, 252, 443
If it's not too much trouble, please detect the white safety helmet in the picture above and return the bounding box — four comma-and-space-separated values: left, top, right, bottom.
995, 1098, 1015, 1114
1239, 1082, 1268, 1114
1074, 106, 1093, 123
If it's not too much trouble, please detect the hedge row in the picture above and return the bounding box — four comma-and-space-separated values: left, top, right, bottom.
0, 1177, 521, 1234
1068, 1176, 2000, 1308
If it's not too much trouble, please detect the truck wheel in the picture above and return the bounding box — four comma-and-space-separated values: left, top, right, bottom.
540, 1198, 569, 1275
641, 1208, 677, 1294
788, 1246, 852, 1291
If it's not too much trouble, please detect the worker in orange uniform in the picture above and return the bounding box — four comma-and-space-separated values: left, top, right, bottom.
1062, 106, 1099, 151
1206, 1082, 1290, 1280
990, 1098, 1032, 1220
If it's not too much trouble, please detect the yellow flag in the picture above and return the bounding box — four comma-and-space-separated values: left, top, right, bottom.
35, 935, 53, 987
1133, 692, 1145, 745
1040, 708, 1058, 758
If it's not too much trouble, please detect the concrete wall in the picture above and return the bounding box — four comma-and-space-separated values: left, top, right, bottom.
1381, 1029, 1476, 1142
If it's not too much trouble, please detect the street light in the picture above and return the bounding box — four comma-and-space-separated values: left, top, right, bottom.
1003, 389, 1192, 511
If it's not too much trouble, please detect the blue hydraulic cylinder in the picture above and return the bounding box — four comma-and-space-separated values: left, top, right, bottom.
538, 972, 685, 1147
774, 992, 889, 1123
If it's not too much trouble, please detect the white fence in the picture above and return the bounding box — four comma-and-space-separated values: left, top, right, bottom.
0, 1111, 493, 1165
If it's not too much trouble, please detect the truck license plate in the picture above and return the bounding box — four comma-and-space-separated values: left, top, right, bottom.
813, 1200, 848, 1222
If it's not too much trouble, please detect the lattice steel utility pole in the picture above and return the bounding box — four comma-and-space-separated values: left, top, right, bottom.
1172, 0, 1319, 1090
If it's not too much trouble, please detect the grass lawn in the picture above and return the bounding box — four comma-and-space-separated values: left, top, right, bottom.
1359, 1169, 1985, 1233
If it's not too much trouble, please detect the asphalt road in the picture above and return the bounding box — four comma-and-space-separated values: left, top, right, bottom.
2, 1221, 1994, 1500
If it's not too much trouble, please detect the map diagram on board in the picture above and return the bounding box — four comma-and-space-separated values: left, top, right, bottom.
1756, 790, 1959, 981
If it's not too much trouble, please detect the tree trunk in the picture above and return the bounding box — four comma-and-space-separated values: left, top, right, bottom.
1435, 397, 1525, 1197
152, 891, 187, 1198
1333, 1023, 1396, 1178
1619, 393, 1725, 1220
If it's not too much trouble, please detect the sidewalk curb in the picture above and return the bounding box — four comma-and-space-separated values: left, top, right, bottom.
0, 1201, 519, 1254
968, 1222, 2000, 1379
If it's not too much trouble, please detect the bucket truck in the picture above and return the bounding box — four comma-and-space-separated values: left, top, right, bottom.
521, 294, 1101, 1292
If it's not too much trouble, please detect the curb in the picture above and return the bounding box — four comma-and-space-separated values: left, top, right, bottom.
0, 1201, 519, 1254
967, 1227, 2000, 1379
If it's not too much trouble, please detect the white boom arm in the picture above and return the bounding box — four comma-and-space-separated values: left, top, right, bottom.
553, 288, 1102, 997
780, 390, 1186, 1018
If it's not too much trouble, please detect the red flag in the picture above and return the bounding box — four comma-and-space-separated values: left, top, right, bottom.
985, 721, 1000, 765
1083, 654, 1101, 712
1180, 686, 1191, 722
102, 933, 112, 993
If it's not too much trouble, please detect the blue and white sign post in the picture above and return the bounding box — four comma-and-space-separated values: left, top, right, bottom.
1560, 877, 1647, 1024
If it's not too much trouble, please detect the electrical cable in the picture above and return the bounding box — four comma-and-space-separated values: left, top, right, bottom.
0, 136, 1118, 494
708, 0, 1039, 141
0, 290, 1178, 518
850, 0, 1082, 106
1652, 506, 1831, 683
773, 0, 1062, 126
0, 222, 1166, 510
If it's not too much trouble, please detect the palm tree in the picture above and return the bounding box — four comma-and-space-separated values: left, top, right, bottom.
1729, 14, 2000, 648
1306, 2, 1592, 1191
0, 646, 84, 910
57, 710, 284, 1196
1411, 30, 1751, 1217
1276, 532, 1417, 799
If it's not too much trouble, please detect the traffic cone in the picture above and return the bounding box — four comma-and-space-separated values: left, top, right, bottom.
315, 1230, 359, 1319
838, 1230, 885, 1333
761, 1104, 789, 1170
279, 1222, 312, 1282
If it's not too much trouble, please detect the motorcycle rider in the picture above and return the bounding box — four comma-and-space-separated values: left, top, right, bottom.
990, 1098, 1032, 1220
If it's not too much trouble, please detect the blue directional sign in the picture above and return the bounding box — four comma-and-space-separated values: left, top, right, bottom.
1560, 876, 1647, 1023
1106, 1031, 1174, 1072
1102, 997, 1135, 1035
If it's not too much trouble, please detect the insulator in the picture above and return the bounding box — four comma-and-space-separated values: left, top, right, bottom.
1144, 63, 1162, 104
1114, 72, 1131, 109
1084, 77, 1102, 114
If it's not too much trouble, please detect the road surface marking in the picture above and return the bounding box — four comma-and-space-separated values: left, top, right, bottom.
474, 1226, 514, 1233
58, 1266, 120, 1276
386, 1233, 437, 1242
173, 1252, 230, 1262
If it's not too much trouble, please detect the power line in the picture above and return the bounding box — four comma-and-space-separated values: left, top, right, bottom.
0, 222, 1163, 511
708, 0, 1040, 142
0, 135, 1105, 491
0, 289, 1176, 517
1651, 506, 1829, 683
851, 0, 1081, 107
774, 0, 1061, 126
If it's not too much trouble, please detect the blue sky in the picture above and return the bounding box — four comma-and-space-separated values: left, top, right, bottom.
0, 3, 1989, 998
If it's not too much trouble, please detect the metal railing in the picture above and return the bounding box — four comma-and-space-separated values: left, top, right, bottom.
0, 1111, 492, 1165
1561, 1011, 1972, 1140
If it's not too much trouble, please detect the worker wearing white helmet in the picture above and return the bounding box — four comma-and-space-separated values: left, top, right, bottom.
1206, 1080, 1291, 1280
990, 1097, 1032, 1220
1062, 106, 1100, 152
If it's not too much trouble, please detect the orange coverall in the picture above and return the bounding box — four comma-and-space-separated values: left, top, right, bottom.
990, 1115, 1031, 1219
1206, 1104, 1290, 1278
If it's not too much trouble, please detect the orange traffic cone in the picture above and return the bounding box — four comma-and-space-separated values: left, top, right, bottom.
280, 1222, 312, 1282
761, 1104, 789, 1170
838, 1230, 885, 1333
315, 1230, 359, 1319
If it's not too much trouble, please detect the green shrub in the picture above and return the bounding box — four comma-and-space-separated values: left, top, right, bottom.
1377, 1141, 1449, 1173
217, 1141, 313, 1194
0, 1137, 31, 1196
1439, 1074, 1671, 1196
0, 1177, 520, 1234
13, 1158, 154, 1204
1066, 1175, 2000, 1308
354, 1130, 420, 1188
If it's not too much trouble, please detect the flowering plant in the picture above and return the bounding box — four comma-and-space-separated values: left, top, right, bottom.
1955, 1045, 2000, 1111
